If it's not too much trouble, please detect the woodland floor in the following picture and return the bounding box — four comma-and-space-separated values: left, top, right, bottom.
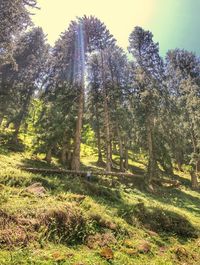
0, 141, 200, 264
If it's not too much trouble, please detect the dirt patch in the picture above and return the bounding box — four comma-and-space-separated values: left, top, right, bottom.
86, 232, 117, 249
0, 210, 37, 248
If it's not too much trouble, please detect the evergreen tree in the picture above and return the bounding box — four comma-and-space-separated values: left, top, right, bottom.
129, 26, 165, 183
0, 0, 37, 66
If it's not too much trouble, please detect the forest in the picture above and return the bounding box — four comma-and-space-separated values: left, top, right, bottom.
0, 1, 200, 265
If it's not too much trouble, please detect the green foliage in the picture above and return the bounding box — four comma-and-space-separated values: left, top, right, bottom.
1, 4, 200, 264
82, 124, 96, 146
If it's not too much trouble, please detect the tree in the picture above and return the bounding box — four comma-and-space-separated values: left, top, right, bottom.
165, 49, 200, 188
129, 27, 165, 183
0, 0, 37, 66
0, 27, 49, 140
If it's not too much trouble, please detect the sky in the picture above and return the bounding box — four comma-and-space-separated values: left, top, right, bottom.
31, 0, 200, 57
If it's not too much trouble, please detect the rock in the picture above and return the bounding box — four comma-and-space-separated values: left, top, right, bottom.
25, 182, 46, 197
100, 247, 114, 260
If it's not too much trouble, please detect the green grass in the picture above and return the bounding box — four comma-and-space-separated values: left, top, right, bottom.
1, 144, 200, 264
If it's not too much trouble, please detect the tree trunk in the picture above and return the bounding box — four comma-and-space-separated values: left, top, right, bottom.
104, 96, 112, 171
113, 142, 117, 154
146, 115, 157, 183
110, 139, 113, 162
13, 87, 32, 139
95, 104, 103, 165
175, 151, 183, 172
97, 135, 103, 165
177, 159, 183, 171
71, 86, 84, 171
45, 148, 52, 164
61, 133, 68, 165
61, 145, 67, 165
190, 127, 199, 189
124, 138, 129, 170
67, 151, 72, 169
0, 115, 3, 126
116, 124, 124, 171
190, 171, 198, 189
100, 50, 112, 171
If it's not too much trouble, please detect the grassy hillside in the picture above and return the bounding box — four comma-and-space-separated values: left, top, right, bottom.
0, 145, 200, 265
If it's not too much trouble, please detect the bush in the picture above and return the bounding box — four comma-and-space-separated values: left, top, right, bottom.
39, 203, 89, 245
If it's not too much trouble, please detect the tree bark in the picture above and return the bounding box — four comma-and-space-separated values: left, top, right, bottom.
146, 115, 157, 183
13, 87, 32, 139
100, 50, 112, 171
190, 171, 198, 189
113, 142, 117, 154
67, 151, 72, 169
61, 133, 68, 165
124, 138, 129, 170
94, 104, 103, 165
71, 86, 84, 171
176, 158, 183, 171
0, 115, 3, 126
116, 124, 124, 171
190, 127, 199, 189
45, 148, 52, 164
103, 95, 112, 171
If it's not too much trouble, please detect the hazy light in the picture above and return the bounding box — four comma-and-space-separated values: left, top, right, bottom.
31, 0, 200, 56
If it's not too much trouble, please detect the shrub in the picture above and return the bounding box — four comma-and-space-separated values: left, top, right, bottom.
39, 203, 88, 245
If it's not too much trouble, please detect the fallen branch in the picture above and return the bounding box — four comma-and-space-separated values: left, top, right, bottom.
19, 166, 180, 187
20, 166, 143, 178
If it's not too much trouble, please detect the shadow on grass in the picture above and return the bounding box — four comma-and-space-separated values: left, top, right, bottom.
21, 157, 61, 169
21, 156, 199, 212
173, 173, 191, 188
128, 163, 146, 175
117, 201, 198, 242
19, 155, 199, 244
89, 160, 121, 172
144, 187, 200, 216
0, 146, 12, 156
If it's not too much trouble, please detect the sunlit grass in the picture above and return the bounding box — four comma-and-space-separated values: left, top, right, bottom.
1, 143, 200, 264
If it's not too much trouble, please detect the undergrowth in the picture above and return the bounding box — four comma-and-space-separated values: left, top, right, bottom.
0, 145, 200, 264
